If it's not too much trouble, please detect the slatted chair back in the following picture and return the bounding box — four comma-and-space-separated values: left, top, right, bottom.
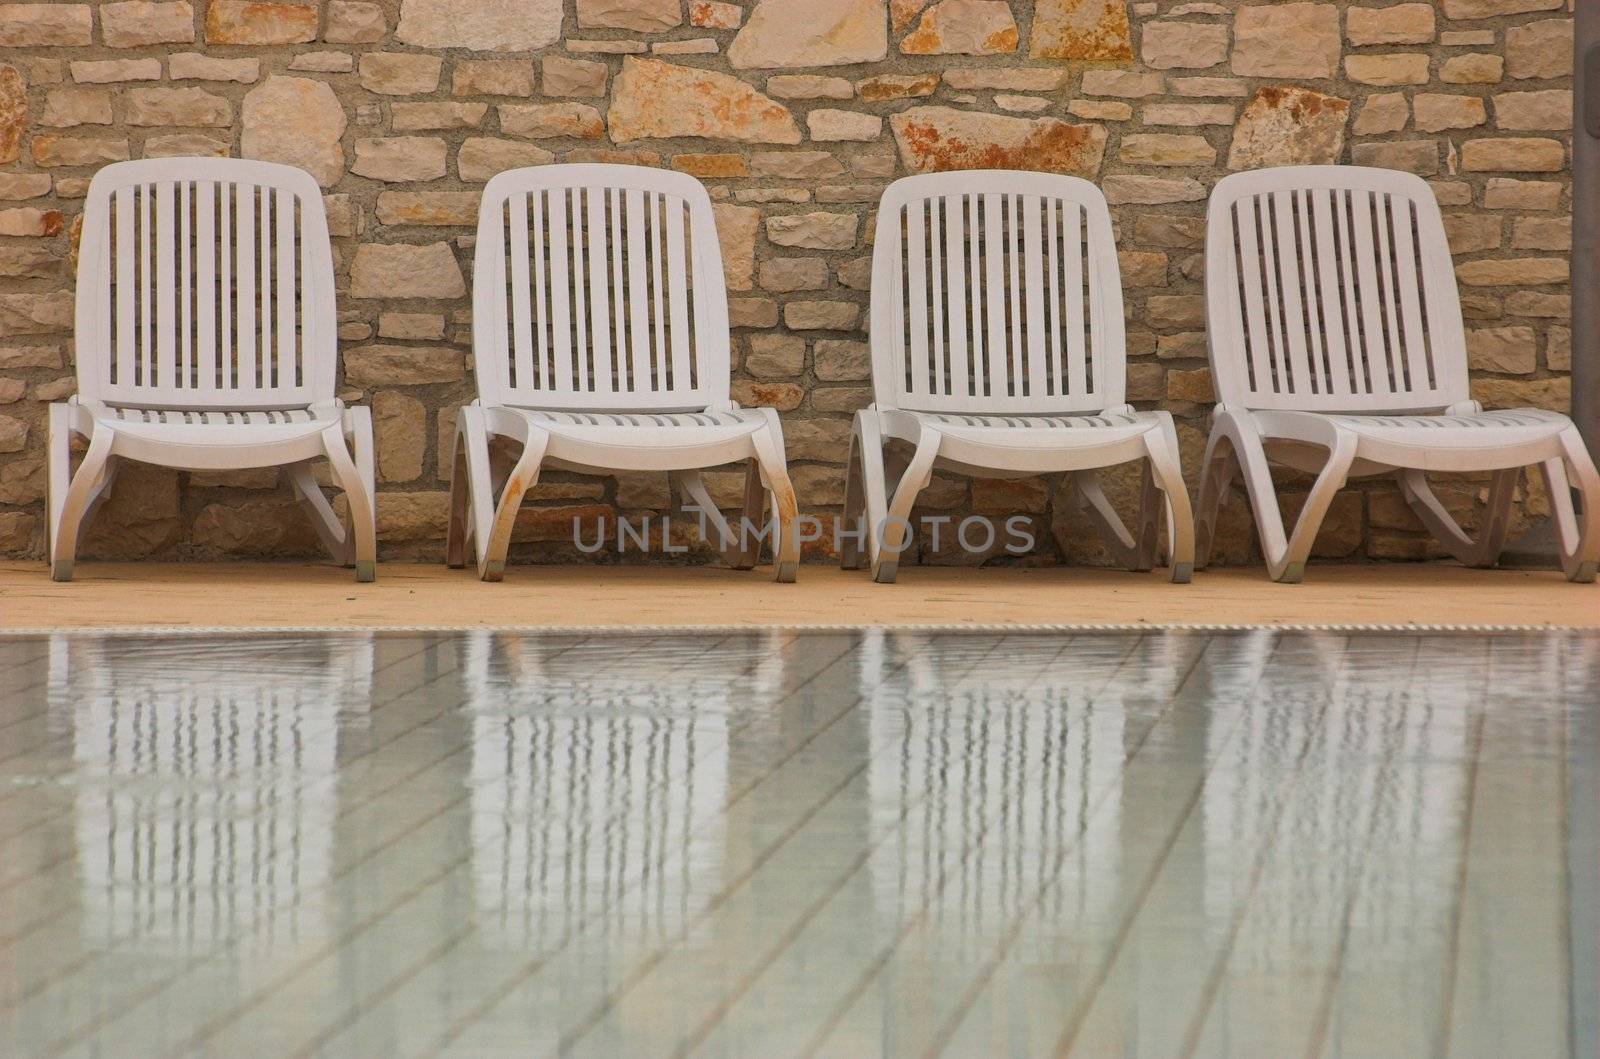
1205, 166, 1470, 414
74, 158, 338, 412
869, 171, 1128, 416
473, 164, 732, 412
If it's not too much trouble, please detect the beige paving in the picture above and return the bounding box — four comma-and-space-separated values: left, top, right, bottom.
0, 560, 1595, 630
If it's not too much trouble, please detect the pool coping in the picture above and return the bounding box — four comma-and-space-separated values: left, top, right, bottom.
0, 622, 1592, 636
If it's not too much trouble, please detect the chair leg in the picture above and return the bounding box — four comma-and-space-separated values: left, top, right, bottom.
1397, 467, 1518, 569
290, 461, 352, 565
444, 406, 492, 572
1543, 428, 1600, 583
321, 422, 376, 582
728, 461, 764, 570
840, 432, 865, 571
480, 426, 550, 582
874, 428, 940, 585
445, 429, 468, 570
77, 455, 120, 547
1195, 426, 1238, 571
749, 422, 799, 583
349, 405, 376, 535
1273, 433, 1357, 584
1071, 468, 1149, 572
49, 424, 115, 582
842, 410, 888, 572
1146, 418, 1196, 584
1135, 460, 1163, 573
673, 467, 749, 569
447, 405, 495, 572
47, 404, 72, 571
1476, 467, 1518, 568
1216, 410, 1355, 583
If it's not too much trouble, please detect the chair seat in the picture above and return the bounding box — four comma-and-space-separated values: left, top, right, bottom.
1318, 408, 1570, 448
910, 409, 1158, 446
515, 407, 767, 448
95, 405, 335, 446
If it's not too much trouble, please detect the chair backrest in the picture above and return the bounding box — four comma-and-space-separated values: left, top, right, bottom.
75, 158, 338, 411
473, 164, 732, 412
869, 171, 1127, 416
1205, 165, 1469, 413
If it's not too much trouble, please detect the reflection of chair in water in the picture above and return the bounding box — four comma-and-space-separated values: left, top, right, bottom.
861, 630, 1274, 959
50, 633, 374, 949
1201, 634, 1466, 981
464, 632, 783, 947
861, 632, 1126, 958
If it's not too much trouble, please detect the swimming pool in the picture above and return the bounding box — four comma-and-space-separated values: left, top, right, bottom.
1, 629, 1593, 1056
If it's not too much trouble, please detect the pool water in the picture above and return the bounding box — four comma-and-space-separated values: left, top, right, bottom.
0, 629, 1593, 1057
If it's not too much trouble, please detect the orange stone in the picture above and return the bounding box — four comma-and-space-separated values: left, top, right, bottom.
374, 192, 480, 226
1029, 0, 1133, 62
728, 0, 887, 70
856, 73, 940, 102
1226, 86, 1351, 170
498, 103, 605, 141
890, 106, 1107, 178
0, 209, 64, 237
672, 153, 750, 178
205, 1, 318, 45
607, 57, 801, 145
514, 503, 616, 543
31, 134, 131, 168
900, 0, 1019, 56
0, 65, 24, 165
688, 0, 741, 30
564, 148, 662, 167
891, 0, 930, 32
732, 381, 806, 411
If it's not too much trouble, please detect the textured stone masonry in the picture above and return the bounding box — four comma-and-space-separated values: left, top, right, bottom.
0, 0, 1579, 567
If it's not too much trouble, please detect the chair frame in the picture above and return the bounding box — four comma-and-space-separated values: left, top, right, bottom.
842, 170, 1194, 583
446, 163, 800, 582
1196, 165, 1599, 583
50, 157, 375, 582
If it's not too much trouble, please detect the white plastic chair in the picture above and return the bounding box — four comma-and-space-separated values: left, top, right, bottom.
447, 164, 800, 582
51, 158, 376, 581
1197, 165, 1599, 583
842, 171, 1194, 583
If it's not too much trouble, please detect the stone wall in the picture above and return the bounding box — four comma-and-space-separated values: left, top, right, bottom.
0, 0, 1578, 568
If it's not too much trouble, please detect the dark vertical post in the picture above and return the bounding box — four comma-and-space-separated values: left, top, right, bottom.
1571, 13, 1600, 1053
1575, 2, 1599, 460
1513, 8, 1600, 566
